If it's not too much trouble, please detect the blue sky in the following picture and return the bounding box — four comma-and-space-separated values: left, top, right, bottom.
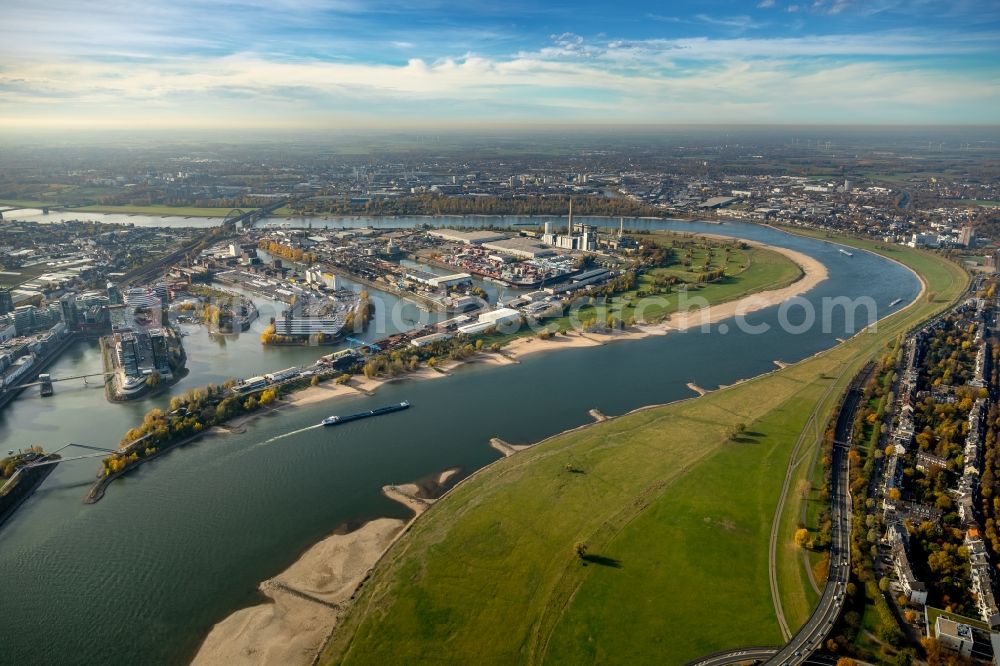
0, 0, 997, 129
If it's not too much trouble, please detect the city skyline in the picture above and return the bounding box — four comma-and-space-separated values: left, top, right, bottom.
1, 0, 998, 130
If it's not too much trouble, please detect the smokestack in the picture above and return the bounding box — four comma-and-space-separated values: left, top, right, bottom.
568, 198, 574, 235
619, 217, 624, 237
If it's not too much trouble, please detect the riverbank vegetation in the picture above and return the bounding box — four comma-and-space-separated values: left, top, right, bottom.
97, 236, 794, 491
99, 381, 285, 479
258, 239, 319, 264
474, 238, 800, 348
282, 194, 670, 219
1, 446, 47, 481
0, 447, 60, 529
320, 239, 967, 665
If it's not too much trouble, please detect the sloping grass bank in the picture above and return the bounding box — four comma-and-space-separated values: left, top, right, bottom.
322, 237, 967, 665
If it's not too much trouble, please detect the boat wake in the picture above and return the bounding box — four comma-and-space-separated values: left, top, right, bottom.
257, 423, 323, 447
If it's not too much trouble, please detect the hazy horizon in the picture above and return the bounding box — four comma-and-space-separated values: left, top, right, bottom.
2, 0, 998, 131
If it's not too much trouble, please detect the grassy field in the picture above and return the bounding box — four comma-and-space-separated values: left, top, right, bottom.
478, 240, 802, 349
0, 199, 55, 210
615, 243, 802, 324
321, 234, 967, 665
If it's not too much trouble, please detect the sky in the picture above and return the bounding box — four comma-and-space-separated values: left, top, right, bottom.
0, 0, 998, 130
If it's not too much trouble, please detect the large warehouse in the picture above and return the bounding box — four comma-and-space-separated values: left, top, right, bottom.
480, 237, 555, 259
428, 229, 508, 244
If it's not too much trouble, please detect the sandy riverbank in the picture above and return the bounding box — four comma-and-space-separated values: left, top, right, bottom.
206, 239, 823, 428
190, 517, 404, 666
191, 473, 449, 666
489, 437, 531, 457
90, 238, 825, 506
186, 236, 828, 664
503, 242, 826, 362
278, 353, 516, 412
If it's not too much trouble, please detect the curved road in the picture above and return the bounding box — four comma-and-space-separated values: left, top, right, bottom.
691, 650, 870, 666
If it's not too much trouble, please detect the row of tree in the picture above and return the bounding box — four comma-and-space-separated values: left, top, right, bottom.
288, 194, 668, 219
258, 239, 319, 265
103, 380, 282, 478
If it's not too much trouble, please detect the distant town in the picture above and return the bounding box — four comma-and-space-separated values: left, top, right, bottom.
2, 132, 1000, 665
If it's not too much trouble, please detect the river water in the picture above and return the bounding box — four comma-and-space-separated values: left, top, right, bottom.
0, 217, 919, 665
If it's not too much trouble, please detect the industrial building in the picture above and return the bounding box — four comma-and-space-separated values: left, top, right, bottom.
410, 331, 453, 347
264, 367, 300, 383
305, 266, 338, 290
404, 269, 472, 289
698, 196, 737, 209
540, 200, 597, 251
428, 229, 508, 245
274, 310, 348, 337
480, 237, 555, 259
457, 307, 521, 335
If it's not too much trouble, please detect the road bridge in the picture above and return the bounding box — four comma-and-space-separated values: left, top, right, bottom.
223, 198, 292, 230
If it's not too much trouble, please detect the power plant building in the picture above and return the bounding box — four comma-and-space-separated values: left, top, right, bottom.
541, 200, 596, 252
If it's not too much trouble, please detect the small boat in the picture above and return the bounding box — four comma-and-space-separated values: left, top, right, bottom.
322, 401, 410, 426
838, 249, 853, 257
889, 298, 902, 307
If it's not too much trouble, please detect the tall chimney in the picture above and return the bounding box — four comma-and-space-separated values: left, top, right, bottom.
568, 198, 574, 235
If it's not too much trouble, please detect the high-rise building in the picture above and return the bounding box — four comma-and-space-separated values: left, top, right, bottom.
149, 328, 169, 372
59, 293, 78, 329
12, 305, 36, 336
959, 225, 974, 248
116, 330, 141, 376
0, 288, 13, 315
107, 282, 124, 305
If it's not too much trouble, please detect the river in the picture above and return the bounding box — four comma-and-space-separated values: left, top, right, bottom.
0, 218, 920, 665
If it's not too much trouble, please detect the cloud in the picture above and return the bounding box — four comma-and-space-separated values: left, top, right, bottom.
2, 43, 997, 128
691, 14, 763, 30
0, 1, 997, 128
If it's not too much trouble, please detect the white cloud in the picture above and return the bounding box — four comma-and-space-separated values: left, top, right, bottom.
1, 44, 996, 128
0, 11, 997, 128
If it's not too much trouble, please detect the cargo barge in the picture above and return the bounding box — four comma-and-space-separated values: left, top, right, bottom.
322, 400, 410, 426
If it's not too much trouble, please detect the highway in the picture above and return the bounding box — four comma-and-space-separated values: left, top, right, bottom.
687, 646, 781, 666
762, 364, 871, 665
691, 649, 870, 666
686, 364, 873, 666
